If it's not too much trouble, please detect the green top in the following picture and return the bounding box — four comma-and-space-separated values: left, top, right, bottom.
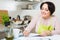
37, 19, 54, 34
37, 23, 54, 34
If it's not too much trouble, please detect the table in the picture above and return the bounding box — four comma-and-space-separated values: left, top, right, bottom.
14, 33, 60, 40
1, 33, 60, 40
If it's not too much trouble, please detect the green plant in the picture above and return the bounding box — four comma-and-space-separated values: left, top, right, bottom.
2, 14, 9, 25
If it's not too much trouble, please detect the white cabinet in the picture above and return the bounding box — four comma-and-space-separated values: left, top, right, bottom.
15, 0, 41, 10
15, 0, 40, 2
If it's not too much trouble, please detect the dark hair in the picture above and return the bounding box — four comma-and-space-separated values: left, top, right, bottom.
40, 1, 55, 15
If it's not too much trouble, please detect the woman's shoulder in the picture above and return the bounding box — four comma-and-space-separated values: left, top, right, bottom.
52, 15, 58, 19
51, 15, 60, 22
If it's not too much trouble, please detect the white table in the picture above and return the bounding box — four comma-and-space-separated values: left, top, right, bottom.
13, 33, 60, 40
1, 33, 60, 40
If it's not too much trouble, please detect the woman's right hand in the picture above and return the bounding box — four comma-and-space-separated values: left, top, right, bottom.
40, 30, 51, 36
23, 30, 29, 37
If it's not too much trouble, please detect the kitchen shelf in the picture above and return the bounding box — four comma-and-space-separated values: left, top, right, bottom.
15, 0, 40, 2
16, 1, 40, 10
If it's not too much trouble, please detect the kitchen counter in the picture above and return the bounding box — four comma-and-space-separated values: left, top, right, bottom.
1, 33, 60, 40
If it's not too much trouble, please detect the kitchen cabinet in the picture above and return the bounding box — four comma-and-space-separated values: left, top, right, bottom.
15, 0, 40, 10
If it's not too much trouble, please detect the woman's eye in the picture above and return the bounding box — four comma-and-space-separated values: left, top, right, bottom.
45, 8, 49, 11
45, 9, 49, 11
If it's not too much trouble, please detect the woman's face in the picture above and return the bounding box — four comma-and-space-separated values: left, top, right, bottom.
41, 3, 51, 19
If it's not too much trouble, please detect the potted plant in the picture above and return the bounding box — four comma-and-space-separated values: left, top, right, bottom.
2, 14, 10, 26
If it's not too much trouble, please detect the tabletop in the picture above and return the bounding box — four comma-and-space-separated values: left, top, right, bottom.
1, 33, 60, 40
14, 34, 60, 40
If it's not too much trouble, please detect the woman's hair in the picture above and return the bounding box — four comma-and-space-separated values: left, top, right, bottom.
40, 1, 55, 15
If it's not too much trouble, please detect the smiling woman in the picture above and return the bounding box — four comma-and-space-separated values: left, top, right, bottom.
23, 1, 60, 37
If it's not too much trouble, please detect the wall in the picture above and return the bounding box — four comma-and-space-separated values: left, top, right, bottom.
0, 1, 17, 11
19, 10, 40, 18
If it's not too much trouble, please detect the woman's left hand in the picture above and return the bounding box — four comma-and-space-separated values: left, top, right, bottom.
40, 31, 51, 36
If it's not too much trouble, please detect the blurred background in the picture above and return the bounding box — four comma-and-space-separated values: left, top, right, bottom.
0, 0, 60, 39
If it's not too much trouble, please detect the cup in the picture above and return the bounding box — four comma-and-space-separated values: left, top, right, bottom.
13, 29, 22, 38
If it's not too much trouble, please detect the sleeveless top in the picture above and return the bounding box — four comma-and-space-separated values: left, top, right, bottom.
37, 19, 54, 34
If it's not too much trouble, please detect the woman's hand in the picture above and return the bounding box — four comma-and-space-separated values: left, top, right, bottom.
40, 31, 51, 36
23, 30, 30, 37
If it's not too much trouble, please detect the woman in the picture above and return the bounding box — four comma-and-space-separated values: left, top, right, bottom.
23, 1, 60, 36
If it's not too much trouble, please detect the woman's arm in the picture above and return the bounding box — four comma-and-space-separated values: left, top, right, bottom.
39, 17, 60, 36
51, 17, 60, 35
23, 14, 39, 36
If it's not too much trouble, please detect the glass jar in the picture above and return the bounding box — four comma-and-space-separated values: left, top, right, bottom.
5, 25, 14, 40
